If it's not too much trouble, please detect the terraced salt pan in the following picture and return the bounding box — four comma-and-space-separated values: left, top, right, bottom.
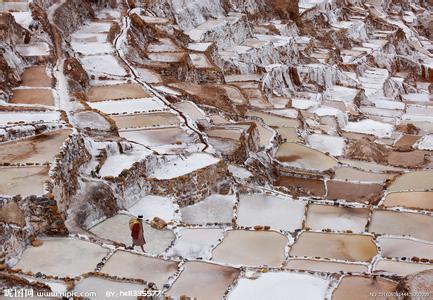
120, 127, 194, 147
167, 262, 239, 300
388, 170, 433, 192
246, 110, 299, 127
285, 259, 368, 273
236, 193, 305, 231
16, 42, 50, 57
369, 210, 433, 241
166, 228, 223, 259
20, 65, 51, 87
228, 272, 330, 300
339, 158, 403, 172
275, 142, 338, 171
75, 22, 112, 34
112, 113, 181, 129
0, 166, 49, 197
147, 153, 220, 180
305, 205, 369, 232
127, 195, 178, 222
73, 111, 112, 131
276, 127, 299, 142
333, 167, 392, 183
0, 129, 70, 164
212, 230, 288, 267
332, 276, 397, 300
0, 111, 60, 125
343, 119, 394, 138
81, 55, 127, 77
14, 238, 109, 277
73, 277, 145, 300
98, 147, 151, 177
306, 133, 346, 157
89, 98, 164, 114
90, 214, 175, 254
173, 101, 206, 121
378, 237, 433, 260
101, 251, 178, 288
180, 194, 235, 225
373, 259, 433, 276
382, 191, 433, 210
10, 89, 54, 106
290, 232, 377, 262
71, 41, 113, 55
87, 83, 150, 102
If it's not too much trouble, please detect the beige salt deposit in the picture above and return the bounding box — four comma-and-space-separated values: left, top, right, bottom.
112, 113, 181, 129
332, 276, 397, 300
382, 191, 433, 210
305, 204, 369, 232
388, 171, 433, 192
290, 232, 377, 262
378, 236, 433, 260
369, 210, 433, 241
101, 251, 178, 288
167, 261, 240, 300
0, 130, 71, 164
20, 65, 52, 87
87, 83, 150, 102
0, 166, 49, 197
212, 230, 288, 267
275, 143, 338, 171
373, 259, 433, 276
10, 89, 54, 106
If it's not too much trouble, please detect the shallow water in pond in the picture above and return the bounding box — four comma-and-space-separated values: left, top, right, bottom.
87, 83, 150, 102
10, 89, 54, 106
387, 171, 433, 192
373, 259, 433, 276
285, 259, 368, 273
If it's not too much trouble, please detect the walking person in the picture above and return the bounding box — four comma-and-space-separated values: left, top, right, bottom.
129, 215, 146, 252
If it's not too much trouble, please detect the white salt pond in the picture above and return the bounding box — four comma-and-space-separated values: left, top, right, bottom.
180, 194, 235, 224
100, 251, 178, 288
236, 193, 306, 231
14, 238, 109, 277
90, 214, 175, 255
228, 272, 330, 300
166, 228, 223, 259
127, 195, 178, 223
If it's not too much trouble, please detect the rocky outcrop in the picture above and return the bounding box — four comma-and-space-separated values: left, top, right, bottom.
0, 13, 28, 102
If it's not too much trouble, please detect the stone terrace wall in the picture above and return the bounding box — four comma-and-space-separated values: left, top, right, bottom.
49, 131, 91, 212
0, 195, 67, 266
